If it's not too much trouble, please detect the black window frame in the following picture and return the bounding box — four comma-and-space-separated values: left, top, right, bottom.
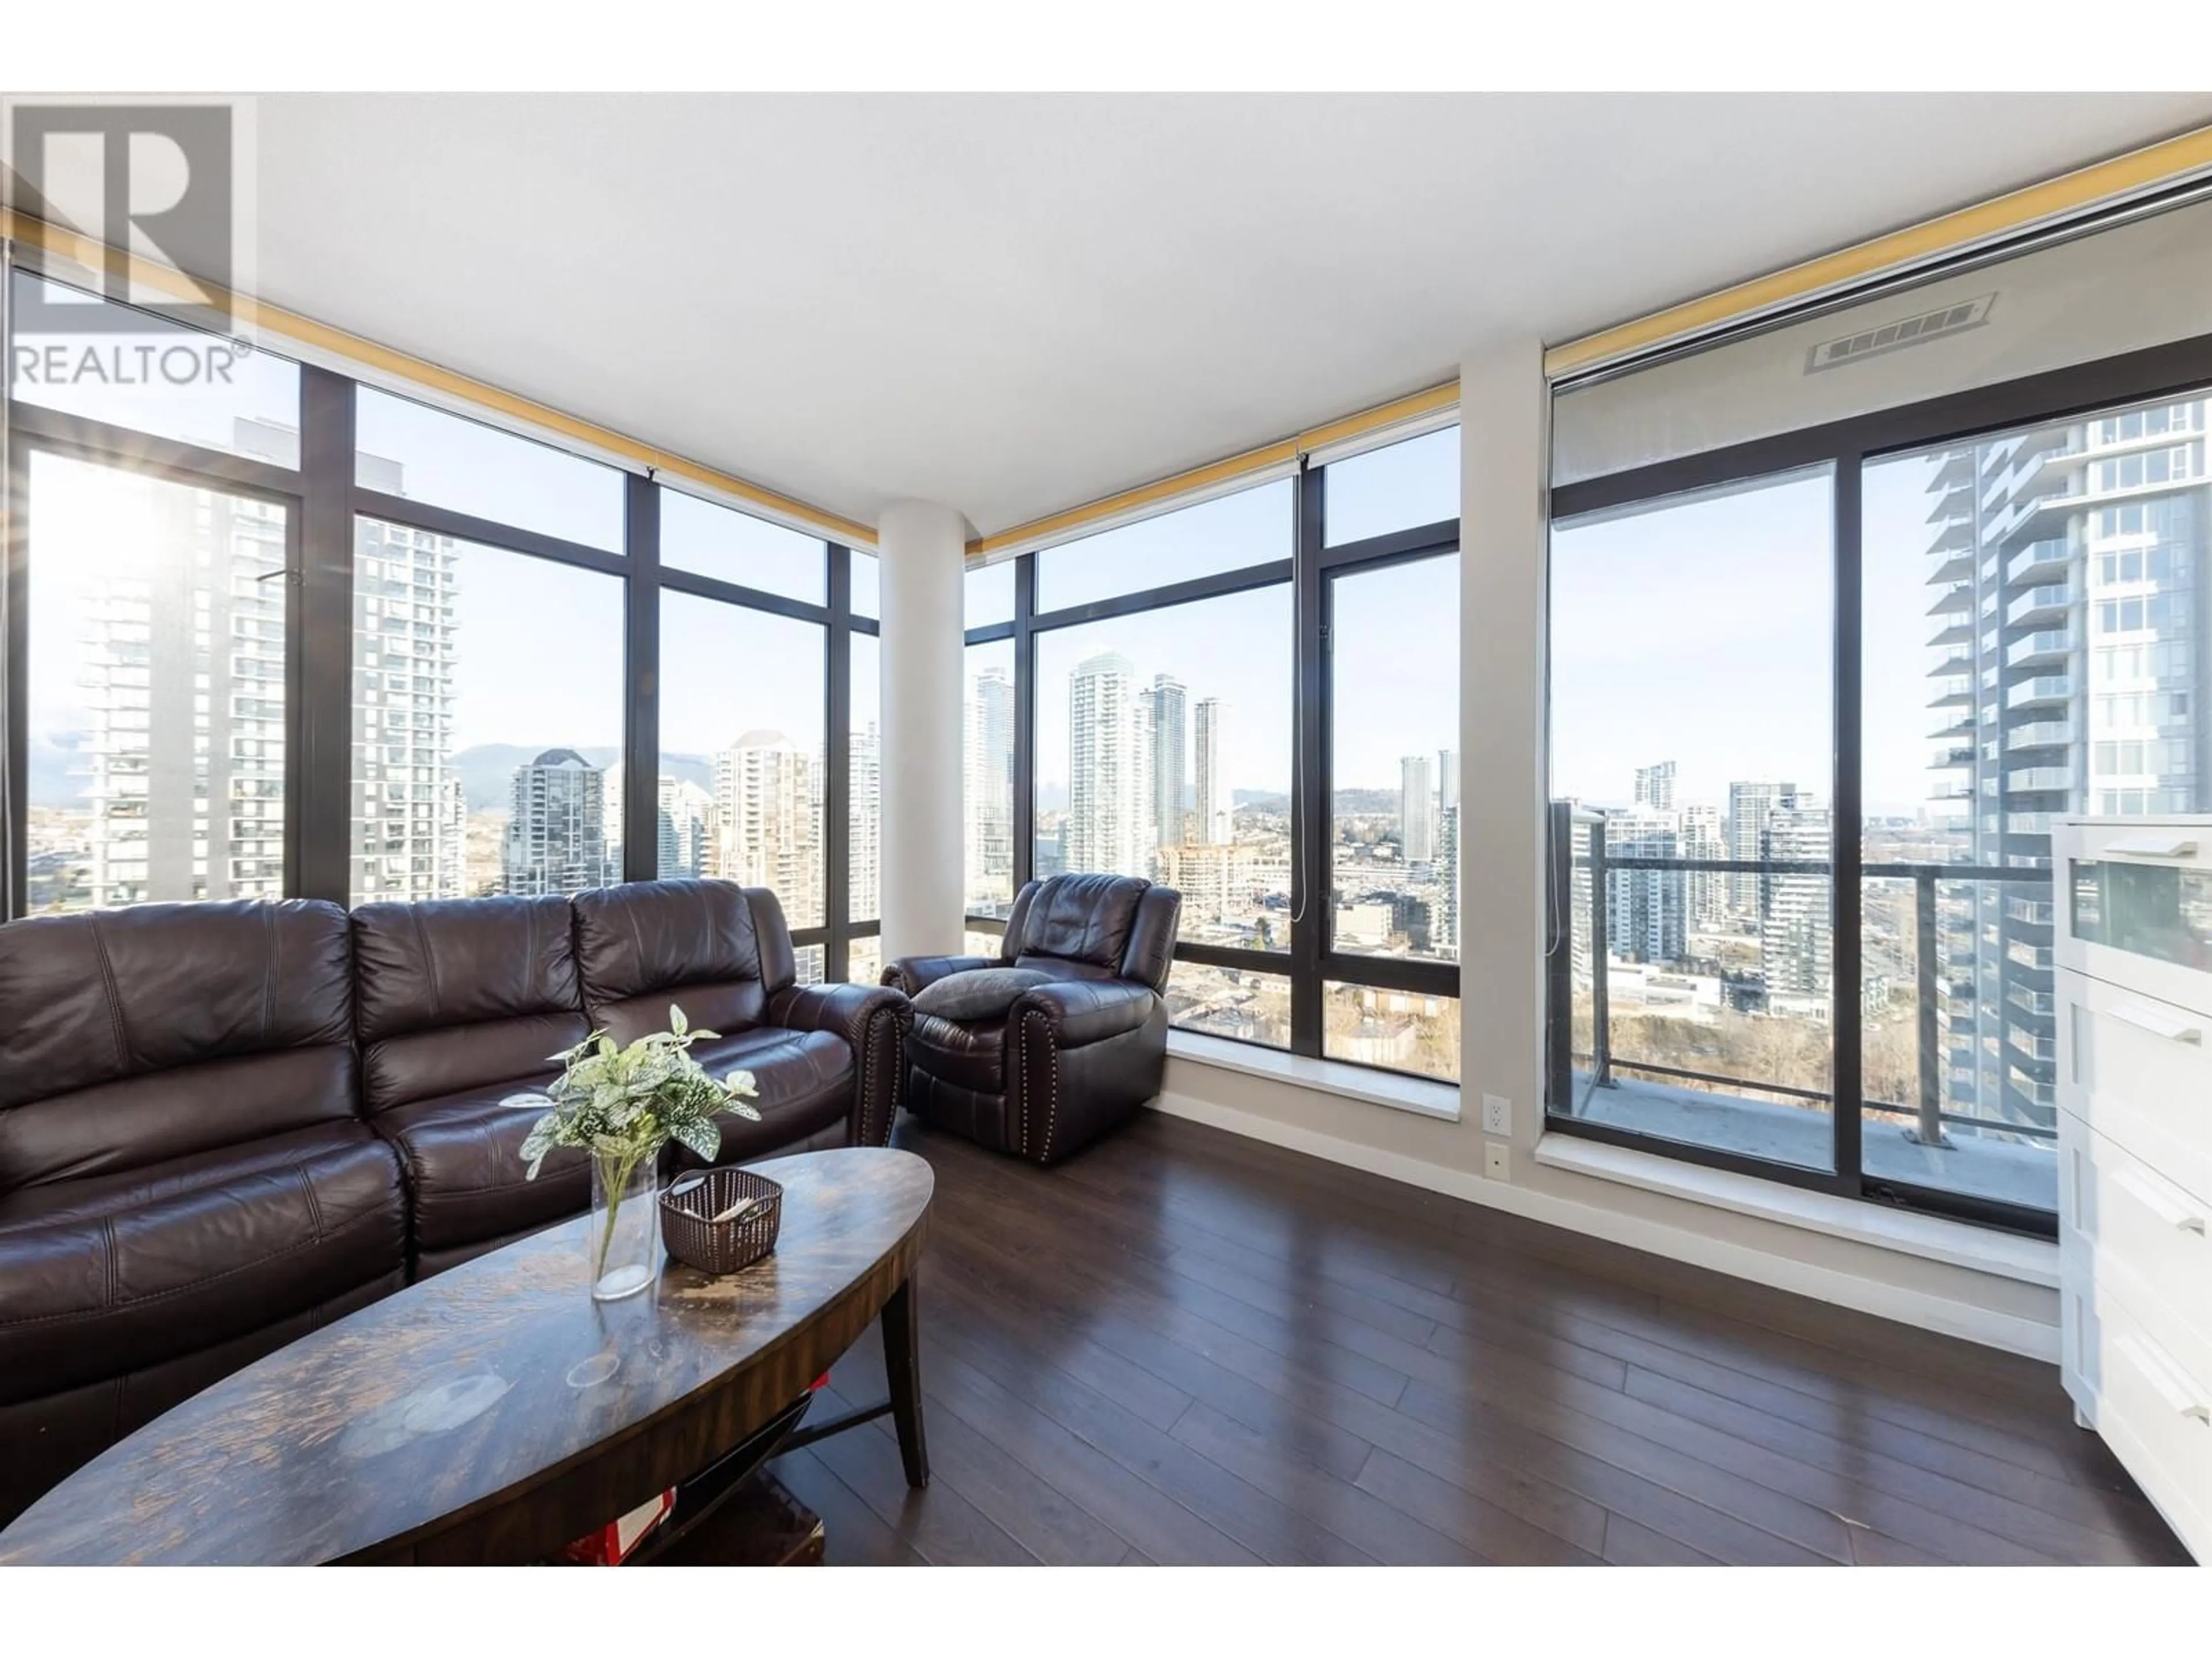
3, 272, 880, 982
965, 453, 1463, 1080
1541, 324, 2212, 1240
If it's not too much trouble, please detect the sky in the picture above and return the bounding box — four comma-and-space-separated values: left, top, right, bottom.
1548, 452, 1953, 820
1549, 468, 1834, 813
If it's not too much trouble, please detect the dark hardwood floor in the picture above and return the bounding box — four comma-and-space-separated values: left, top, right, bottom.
763, 1111, 2188, 1566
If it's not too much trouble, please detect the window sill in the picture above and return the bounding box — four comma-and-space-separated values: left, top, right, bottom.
1533, 1130, 2059, 1288
1165, 1030, 1461, 1122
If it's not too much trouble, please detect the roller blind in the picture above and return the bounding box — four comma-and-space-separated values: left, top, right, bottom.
1552, 192, 2212, 488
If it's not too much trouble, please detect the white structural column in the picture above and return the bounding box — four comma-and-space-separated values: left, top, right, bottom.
1459, 340, 1549, 1166
877, 499, 968, 961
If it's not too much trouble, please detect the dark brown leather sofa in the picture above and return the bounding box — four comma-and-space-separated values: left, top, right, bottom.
0, 878, 908, 1526
574, 881, 907, 1163
885, 873, 1179, 1166
353, 892, 596, 1277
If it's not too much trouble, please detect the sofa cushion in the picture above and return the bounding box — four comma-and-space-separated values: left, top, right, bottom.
1005, 874, 1148, 972
353, 894, 590, 1117
0, 1122, 406, 1403
0, 900, 358, 1191
370, 1081, 589, 1259
573, 880, 794, 1044
910, 967, 1055, 1022
353, 894, 582, 1043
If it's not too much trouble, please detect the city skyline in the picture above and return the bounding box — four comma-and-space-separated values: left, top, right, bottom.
990, 622, 1462, 974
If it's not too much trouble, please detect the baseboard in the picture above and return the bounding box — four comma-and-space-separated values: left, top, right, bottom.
1148, 1090, 2061, 1362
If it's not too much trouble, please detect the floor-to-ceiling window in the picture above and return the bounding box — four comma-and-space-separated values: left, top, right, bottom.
963, 424, 1461, 1084
25, 451, 295, 911
1545, 327, 2212, 1234
1549, 469, 1838, 1166
5, 267, 878, 979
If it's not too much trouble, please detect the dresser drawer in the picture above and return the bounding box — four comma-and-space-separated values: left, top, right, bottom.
2070, 1129, 2212, 1377
2060, 969, 2212, 1205
2058, 821, 2212, 1017
2078, 1288, 2211, 1563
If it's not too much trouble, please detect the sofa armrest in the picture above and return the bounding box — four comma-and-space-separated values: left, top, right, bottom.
881, 954, 993, 997
762, 980, 914, 1147
1010, 978, 1158, 1048
763, 979, 904, 1047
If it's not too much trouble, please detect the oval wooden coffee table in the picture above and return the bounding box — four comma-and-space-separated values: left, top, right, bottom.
0, 1146, 932, 1566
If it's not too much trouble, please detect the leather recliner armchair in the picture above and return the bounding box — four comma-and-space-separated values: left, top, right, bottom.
884, 874, 1180, 1166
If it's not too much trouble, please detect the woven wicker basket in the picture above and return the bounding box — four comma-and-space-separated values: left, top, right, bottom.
660, 1168, 783, 1275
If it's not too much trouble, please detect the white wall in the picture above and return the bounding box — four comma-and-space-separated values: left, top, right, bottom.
1154, 342, 2061, 1359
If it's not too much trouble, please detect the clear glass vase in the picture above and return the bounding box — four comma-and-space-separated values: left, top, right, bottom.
586, 1148, 660, 1301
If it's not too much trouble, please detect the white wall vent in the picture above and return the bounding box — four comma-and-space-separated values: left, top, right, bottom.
1805, 293, 1997, 373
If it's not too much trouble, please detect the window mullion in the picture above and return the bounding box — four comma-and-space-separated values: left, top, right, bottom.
1013, 554, 1037, 896
622, 476, 661, 884
1833, 453, 1865, 1192
296, 364, 355, 905
824, 543, 851, 982
1291, 463, 1327, 1058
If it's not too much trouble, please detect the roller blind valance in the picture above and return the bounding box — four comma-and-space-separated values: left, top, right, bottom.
967, 380, 1458, 562
1552, 191, 2212, 489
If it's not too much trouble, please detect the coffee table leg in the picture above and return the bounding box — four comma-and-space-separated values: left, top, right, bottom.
881, 1276, 929, 1489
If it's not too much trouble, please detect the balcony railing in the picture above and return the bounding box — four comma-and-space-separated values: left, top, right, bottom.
1547, 806, 2056, 1156
2007, 674, 2075, 709
2006, 719, 2074, 751
2006, 582, 2080, 626
2006, 537, 2076, 585
2004, 626, 2078, 669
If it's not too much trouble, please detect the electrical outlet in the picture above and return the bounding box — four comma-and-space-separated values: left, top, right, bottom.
1484, 1142, 1510, 1181
1480, 1093, 1512, 1136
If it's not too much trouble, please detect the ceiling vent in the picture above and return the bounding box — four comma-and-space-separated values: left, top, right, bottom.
1805, 293, 1997, 373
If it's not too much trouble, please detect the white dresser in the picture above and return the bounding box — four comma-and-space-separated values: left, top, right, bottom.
2055, 817, 2211, 1565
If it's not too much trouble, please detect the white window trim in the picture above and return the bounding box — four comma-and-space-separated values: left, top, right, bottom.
1165, 1029, 1460, 1122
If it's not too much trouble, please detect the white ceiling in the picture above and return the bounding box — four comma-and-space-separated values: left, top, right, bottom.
254, 92, 2212, 538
